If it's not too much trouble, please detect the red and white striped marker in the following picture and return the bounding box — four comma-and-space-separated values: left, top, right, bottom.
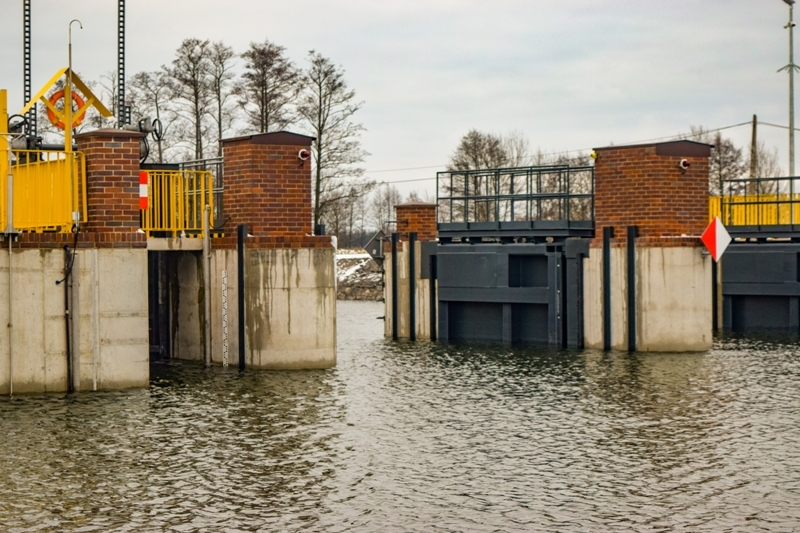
139, 171, 149, 210
701, 216, 731, 262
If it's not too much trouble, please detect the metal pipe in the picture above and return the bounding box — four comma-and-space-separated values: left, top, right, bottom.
64, 247, 73, 393
202, 205, 212, 366
626, 225, 637, 352
237, 224, 247, 370
7, 236, 12, 396
71, 251, 80, 391
391, 232, 399, 340
67, 20, 82, 228
602, 226, 613, 351
92, 249, 99, 390
409, 232, 417, 341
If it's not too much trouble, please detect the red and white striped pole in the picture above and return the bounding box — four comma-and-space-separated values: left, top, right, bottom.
139, 171, 149, 210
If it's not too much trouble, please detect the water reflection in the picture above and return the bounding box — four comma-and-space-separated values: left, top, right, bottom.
0, 301, 798, 531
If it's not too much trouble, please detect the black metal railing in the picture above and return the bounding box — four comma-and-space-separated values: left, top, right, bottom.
714, 176, 800, 227
437, 165, 594, 225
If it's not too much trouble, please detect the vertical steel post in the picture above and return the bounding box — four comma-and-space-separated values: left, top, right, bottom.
202, 206, 212, 366
237, 224, 247, 370
409, 232, 417, 341
118, 0, 127, 127
429, 255, 437, 341
391, 232, 399, 340
602, 226, 613, 351
23, 0, 35, 136
626, 225, 637, 352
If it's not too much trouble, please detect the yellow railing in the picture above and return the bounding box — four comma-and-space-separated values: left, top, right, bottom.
142, 169, 215, 237
710, 194, 800, 225
0, 150, 87, 232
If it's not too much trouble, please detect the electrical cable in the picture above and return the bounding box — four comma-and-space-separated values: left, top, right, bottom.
365, 120, 755, 180
55, 224, 80, 286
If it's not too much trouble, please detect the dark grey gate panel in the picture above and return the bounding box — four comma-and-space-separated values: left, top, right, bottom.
448, 302, 503, 342
721, 243, 800, 333
731, 296, 791, 331
512, 303, 549, 343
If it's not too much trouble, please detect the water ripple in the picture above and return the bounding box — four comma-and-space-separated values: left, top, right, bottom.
0, 301, 799, 531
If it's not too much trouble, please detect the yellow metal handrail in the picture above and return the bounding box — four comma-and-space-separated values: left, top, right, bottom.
142, 169, 215, 237
0, 149, 87, 232
709, 194, 800, 225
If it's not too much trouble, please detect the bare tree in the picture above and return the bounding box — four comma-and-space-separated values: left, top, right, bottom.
448, 130, 508, 170
208, 41, 237, 156
297, 51, 369, 228
744, 140, 782, 193
129, 70, 180, 163
165, 38, 212, 160
236, 40, 300, 133
687, 126, 746, 195
370, 184, 402, 233
502, 130, 532, 167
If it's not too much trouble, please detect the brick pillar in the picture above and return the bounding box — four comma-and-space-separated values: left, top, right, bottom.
75, 128, 146, 247
395, 202, 437, 241
586, 140, 714, 352
593, 140, 711, 247
221, 131, 315, 240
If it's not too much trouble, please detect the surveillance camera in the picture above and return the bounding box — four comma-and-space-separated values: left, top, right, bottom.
298, 149, 311, 161
679, 159, 691, 170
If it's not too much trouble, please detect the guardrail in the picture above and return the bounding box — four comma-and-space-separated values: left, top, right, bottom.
437, 165, 594, 224
710, 194, 800, 225
141, 169, 215, 237
0, 149, 87, 232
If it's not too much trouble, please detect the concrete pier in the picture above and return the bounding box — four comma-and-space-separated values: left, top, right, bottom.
584, 140, 714, 351
0, 129, 149, 393
384, 202, 437, 340
168, 132, 337, 369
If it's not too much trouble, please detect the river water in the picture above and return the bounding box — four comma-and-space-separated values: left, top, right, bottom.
1, 300, 799, 532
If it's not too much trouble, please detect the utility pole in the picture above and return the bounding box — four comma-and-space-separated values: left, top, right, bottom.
780, 0, 799, 179
780, 0, 799, 223
751, 114, 758, 178
750, 114, 758, 194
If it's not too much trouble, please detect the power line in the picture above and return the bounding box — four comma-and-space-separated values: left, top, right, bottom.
366, 120, 755, 181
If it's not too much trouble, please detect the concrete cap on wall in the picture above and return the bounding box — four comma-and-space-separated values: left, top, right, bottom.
221, 130, 315, 146
593, 139, 713, 158
74, 128, 146, 139
395, 202, 436, 207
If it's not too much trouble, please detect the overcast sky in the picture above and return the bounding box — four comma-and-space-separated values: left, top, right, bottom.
0, 1, 793, 196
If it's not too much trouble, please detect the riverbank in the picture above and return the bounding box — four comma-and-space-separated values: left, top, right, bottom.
336, 248, 383, 300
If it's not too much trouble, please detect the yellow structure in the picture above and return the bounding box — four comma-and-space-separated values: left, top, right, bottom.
141, 169, 216, 237
1, 89, 88, 233
709, 195, 800, 225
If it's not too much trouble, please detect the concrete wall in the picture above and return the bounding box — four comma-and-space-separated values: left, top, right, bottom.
171, 247, 336, 369
384, 241, 437, 340
584, 246, 712, 351
0, 247, 149, 393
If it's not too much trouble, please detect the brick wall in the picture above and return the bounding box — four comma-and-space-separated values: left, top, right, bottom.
593, 141, 711, 247
220, 132, 315, 243
395, 202, 437, 241
16, 128, 146, 249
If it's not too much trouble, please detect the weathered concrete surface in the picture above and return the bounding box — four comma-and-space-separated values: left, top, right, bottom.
384, 242, 437, 340
171, 248, 336, 369
585, 246, 712, 351
243, 248, 336, 369
171, 251, 204, 362
0, 247, 149, 393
